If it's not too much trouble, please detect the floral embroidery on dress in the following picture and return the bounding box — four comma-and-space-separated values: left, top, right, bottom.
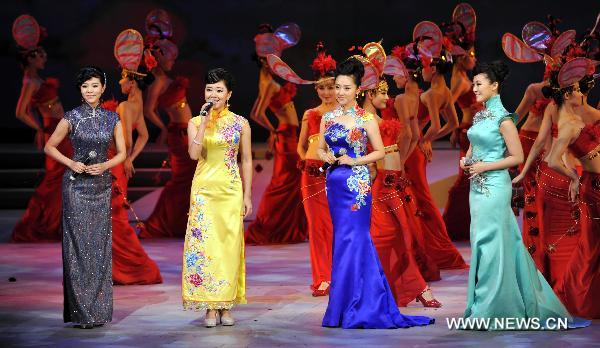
347, 165, 371, 211
472, 109, 495, 125
183, 193, 230, 296
467, 151, 490, 197
214, 112, 244, 184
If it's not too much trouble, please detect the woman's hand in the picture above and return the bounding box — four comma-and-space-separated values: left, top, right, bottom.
512, 171, 525, 184
337, 154, 356, 166
319, 149, 337, 164
459, 157, 468, 170
419, 140, 433, 162
124, 158, 135, 179
568, 177, 580, 203
69, 160, 86, 174
466, 162, 488, 177
85, 162, 107, 176
243, 196, 253, 218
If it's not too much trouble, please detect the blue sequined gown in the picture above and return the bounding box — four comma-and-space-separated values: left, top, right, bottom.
62, 104, 120, 326
321, 105, 434, 329
463, 95, 590, 330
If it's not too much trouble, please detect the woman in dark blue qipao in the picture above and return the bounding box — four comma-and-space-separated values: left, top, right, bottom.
316, 57, 434, 329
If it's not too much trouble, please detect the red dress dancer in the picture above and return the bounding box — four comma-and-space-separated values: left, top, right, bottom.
246, 23, 307, 244
108, 29, 162, 285
358, 44, 441, 306
405, 22, 467, 270
11, 15, 72, 242
504, 20, 585, 283
294, 43, 337, 294
441, 3, 483, 241
548, 59, 600, 318
140, 9, 196, 238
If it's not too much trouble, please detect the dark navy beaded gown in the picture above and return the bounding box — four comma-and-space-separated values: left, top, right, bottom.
62, 103, 120, 325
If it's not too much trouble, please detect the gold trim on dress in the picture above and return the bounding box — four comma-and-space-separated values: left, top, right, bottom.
308, 134, 319, 143
384, 144, 398, 154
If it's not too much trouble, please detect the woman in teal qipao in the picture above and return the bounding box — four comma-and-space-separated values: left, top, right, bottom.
460, 61, 590, 330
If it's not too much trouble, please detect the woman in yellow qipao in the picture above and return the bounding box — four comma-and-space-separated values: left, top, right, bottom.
183, 68, 252, 327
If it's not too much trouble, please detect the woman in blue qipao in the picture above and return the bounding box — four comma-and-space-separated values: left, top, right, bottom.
460, 61, 590, 330
316, 57, 434, 329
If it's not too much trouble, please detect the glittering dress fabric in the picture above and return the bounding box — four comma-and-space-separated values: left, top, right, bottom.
182, 111, 248, 311
321, 106, 433, 329
62, 104, 120, 325
463, 95, 589, 330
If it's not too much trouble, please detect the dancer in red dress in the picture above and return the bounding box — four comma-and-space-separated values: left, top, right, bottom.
246, 23, 307, 244
140, 9, 196, 238
11, 15, 72, 242
441, 4, 484, 240
546, 57, 600, 319
108, 29, 162, 285
359, 42, 441, 307
384, 45, 441, 282
404, 22, 467, 270
507, 19, 585, 284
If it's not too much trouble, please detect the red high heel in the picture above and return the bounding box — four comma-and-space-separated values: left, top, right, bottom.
415, 287, 442, 308
312, 282, 330, 297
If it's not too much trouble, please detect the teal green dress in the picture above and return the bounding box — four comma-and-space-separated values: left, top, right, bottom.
463, 95, 590, 330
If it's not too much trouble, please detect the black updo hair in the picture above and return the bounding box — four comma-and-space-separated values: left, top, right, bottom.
335, 57, 364, 87
431, 49, 453, 75
473, 60, 510, 91
541, 70, 579, 107
76, 66, 106, 90
579, 74, 596, 95
17, 47, 43, 69
205, 68, 235, 92
127, 66, 155, 91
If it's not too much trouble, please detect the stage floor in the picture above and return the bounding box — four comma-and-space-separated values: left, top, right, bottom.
1, 241, 598, 347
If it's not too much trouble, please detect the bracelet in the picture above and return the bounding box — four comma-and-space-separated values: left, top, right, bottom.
192, 139, 201, 145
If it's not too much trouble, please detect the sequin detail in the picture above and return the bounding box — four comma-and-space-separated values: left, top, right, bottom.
473, 109, 495, 125
347, 165, 371, 210
62, 104, 120, 325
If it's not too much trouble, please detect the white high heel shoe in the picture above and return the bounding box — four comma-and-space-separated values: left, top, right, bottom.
204, 311, 220, 328
220, 310, 235, 326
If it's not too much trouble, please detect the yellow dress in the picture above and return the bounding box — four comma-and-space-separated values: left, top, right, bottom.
182, 109, 248, 310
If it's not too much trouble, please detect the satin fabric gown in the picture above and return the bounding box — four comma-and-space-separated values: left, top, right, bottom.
463, 95, 589, 330
182, 111, 247, 311
321, 105, 434, 329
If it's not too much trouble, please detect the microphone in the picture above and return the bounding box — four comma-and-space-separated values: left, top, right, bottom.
319, 148, 347, 173
200, 102, 214, 116
69, 150, 97, 181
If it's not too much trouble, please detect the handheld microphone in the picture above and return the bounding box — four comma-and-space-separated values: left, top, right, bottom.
200, 102, 214, 116
319, 148, 347, 173
69, 150, 97, 181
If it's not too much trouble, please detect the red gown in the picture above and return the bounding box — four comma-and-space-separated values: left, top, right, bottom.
443, 91, 482, 241
299, 108, 333, 289
140, 77, 196, 238
380, 99, 441, 281
11, 78, 72, 242
518, 97, 549, 267
554, 121, 600, 319
246, 83, 308, 244
370, 118, 428, 306
109, 147, 162, 285
403, 100, 468, 270
534, 123, 580, 286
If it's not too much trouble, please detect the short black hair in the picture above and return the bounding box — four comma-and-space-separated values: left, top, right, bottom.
473, 60, 509, 90
205, 68, 235, 92
431, 49, 453, 74
335, 57, 364, 87
76, 66, 106, 90
126, 66, 155, 91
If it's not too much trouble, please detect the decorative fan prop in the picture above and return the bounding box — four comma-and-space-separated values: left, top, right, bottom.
114, 29, 144, 72
383, 56, 408, 77
12, 14, 40, 50
413, 21, 443, 58
502, 33, 543, 63
452, 3, 476, 41
558, 57, 598, 88
266, 54, 314, 85
145, 9, 173, 39
255, 23, 301, 57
